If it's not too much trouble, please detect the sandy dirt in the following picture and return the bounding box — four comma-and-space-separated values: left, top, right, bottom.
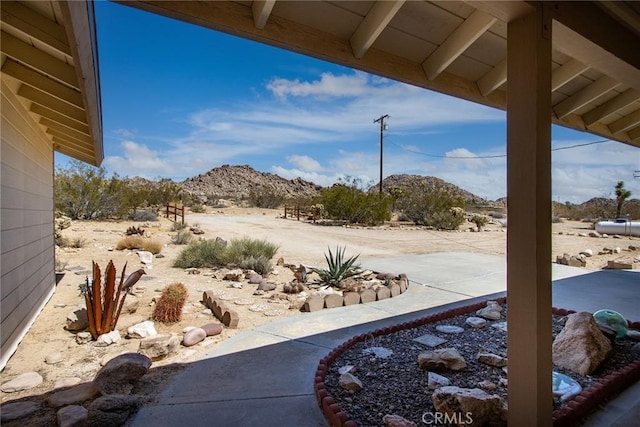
1, 207, 638, 413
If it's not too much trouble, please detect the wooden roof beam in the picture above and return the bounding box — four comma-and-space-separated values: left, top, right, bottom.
53, 142, 96, 164
553, 75, 621, 119
583, 88, 640, 126
47, 127, 93, 147
628, 127, 640, 142
0, 30, 78, 88
608, 109, 640, 134
0, 1, 72, 57
40, 117, 91, 142
477, 58, 506, 96
350, 0, 405, 59
31, 104, 90, 134
1, 59, 83, 108
422, 9, 496, 80
17, 84, 86, 124
551, 58, 589, 92
51, 136, 96, 157
251, 0, 275, 30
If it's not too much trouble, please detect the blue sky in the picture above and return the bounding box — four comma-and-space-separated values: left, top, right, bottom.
55, 1, 640, 203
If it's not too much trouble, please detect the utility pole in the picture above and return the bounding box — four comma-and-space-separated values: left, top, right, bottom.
374, 114, 389, 195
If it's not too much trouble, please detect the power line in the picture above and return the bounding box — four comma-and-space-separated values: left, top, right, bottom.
385, 138, 612, 159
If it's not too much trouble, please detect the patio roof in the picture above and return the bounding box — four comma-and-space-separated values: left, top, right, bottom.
119, 0, 640, 148
0, 1, 103, 166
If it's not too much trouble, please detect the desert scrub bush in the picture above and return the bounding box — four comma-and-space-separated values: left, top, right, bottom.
238, 255, 272, 275
152, 283, 188, 323
171, 229, 193, 245
115, 236, 163, 254
248, 186, 285, 209
312, 246, 361, 288
221, 237, 279, 266
190, 203, 206, 213
57, 236, 87, 248
471, 214, 489, 231
173, 239, 227, 268
397, 183, 466, 230
318, 177, 391, 225
171, 221, 188, 231
130, 209, 158, 222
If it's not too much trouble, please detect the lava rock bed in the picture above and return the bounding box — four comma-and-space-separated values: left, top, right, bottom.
321, 301, 640, 426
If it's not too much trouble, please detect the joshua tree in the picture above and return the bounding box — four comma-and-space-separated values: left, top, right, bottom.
615, 181, 632, 218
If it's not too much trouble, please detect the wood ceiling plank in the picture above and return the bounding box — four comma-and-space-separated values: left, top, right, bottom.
30, 104, 89, 134
53, 142, 96, 164
350, 0, 405, 59
583, 88, 640, 126
1, 59, 84, 108
251, 0, 276, 30
551, 58, 589, 92
39, 117, 91, 142
422, 9, 496, 80
477, 58, 506, 96
0, 1, 72, 57
47, 127, 92, 147
628, 126, 640, 142
608, 108, 640, 134
51, 136, 96, 157
553, 75, 621, 119
17, 85, 86, 123
0, 30, 78, 88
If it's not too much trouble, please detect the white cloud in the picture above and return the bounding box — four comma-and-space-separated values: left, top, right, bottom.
266, 71, 371, 99
286, 155, 324, 172
103, 141, 172, 177
114, 128, 135, 138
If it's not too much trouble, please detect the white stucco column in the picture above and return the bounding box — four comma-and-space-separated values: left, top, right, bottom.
506, 5, 553, 425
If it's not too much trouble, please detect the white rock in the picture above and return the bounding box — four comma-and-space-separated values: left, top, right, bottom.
427, 372, 451, 389
137, 250, 153, 264
45, 351, 64, 365
54, 377, 82, 389
126, 321, 157, 339
1, 372, 43, 392
579, 249, 593, 257
95, 330, 121, 347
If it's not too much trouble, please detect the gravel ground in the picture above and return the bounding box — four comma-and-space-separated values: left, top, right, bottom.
324, 304, 639, 426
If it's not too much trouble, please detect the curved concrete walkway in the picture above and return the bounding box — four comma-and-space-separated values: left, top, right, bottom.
129, 253, 639, 426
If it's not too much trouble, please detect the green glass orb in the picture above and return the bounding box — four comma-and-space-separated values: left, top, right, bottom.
593, 309, 628, 339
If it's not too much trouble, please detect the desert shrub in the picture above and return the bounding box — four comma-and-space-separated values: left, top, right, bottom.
171, 229, 193, 245
171, 221, 188, 231
190, 203, 206, 213
130, 209, 158, 222
57, 236, 87, 248
317, 177, 391, 225
221, 237, 279, 265
397, 184, 466, 230
248, 186, 285, 209
115, 236, 162, 254
55, 258, 68, 272
173, 239, 227, 268
471, 214, 489, 230
238, 255, 273, 275
552, 215, 564, 223
312, 246, 361, 288
152, 283, 188, 323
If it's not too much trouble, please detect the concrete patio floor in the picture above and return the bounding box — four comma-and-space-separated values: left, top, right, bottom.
129, 252, 639, 426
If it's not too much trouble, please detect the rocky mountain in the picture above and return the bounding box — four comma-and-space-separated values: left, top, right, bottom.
180, 164, 322, 200
375, 174, 489, 205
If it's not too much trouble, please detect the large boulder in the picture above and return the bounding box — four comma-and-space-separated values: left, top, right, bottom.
432, 386, 506, 426
417, 348, 467, 372
93, 353, 151, 395
552, 312, 612, 375
86, 394, 139, 427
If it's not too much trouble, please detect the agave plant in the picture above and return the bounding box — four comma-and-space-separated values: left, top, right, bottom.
313, 246, 361, 288
83, 261, 145, 339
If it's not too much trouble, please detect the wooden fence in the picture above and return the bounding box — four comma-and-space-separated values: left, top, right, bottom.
165, 203, 185, 224
284, 205, 317, 222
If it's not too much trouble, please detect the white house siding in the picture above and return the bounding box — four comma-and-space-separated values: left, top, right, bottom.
1, 83, 56, 369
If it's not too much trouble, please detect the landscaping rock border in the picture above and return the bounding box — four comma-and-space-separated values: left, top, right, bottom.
313, 297, 640, 426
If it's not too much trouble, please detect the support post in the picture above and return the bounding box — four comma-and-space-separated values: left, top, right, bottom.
507, 5, 552, 426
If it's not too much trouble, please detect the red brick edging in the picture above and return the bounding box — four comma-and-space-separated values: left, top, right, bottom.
313, 297, 640, 426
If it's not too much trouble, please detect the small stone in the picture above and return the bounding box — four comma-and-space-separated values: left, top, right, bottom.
65, 308, 89, 332
1, 371, 43, 392
45, 351, 64, 365
477, 352, 508, 367
55, 303, 67, 308
476, 300, 502, 320
0, 401, 41, 422
253, 290, 265, 296
200, 323, 223, 336
499, 378, 508, 387
95, 330, 121, 347
478, 380, 497, 391
413, 334, 448, 348
362, 347, 393, 358
264, 309, 284, 317
126, 320, 157, 339
338, 365, 355, 375
627, 330, 640, 340
579, 249, 593, 257
427, 372, 451, 389
491, 322, 508, 332
466, 317, 487, 328
185, 268, 201, 275
155, 253, 165, 258
248, 273, 263, 284
382, 414, 416, 427
139, 334, 180, 361
436, 325, 464, 334
339, 373, 363, 392
631, 343, 640, 356
257, 282, 276, 291
234, 298, 255, 305
47, 382, 100, 407
137, 250, 153, 264
228, 282, 243, 289
418, 348, 467, 371
57, 405, 88, 427
76, 331, 92, 345
249, 304, 267, 312
54, 377, 82, 389
183, 328, 207, 347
